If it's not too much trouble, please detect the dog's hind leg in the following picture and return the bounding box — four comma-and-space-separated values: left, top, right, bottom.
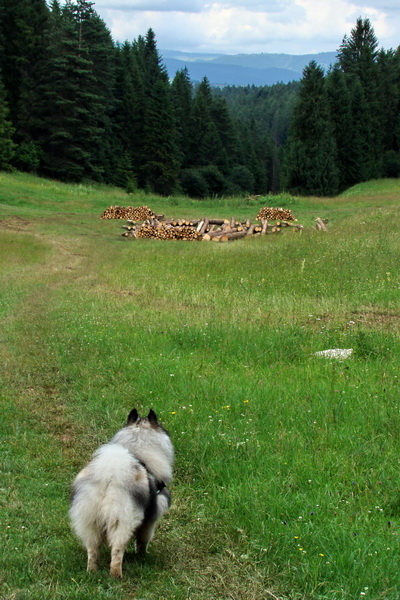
85, 530, 102, 572
135, 520, 157, 554
108, 522, 133, 578
136, 488, 171, 554
87, 545, 100, 572
110, 544, 128, 578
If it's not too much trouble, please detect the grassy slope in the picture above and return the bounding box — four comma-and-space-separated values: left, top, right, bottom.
0, 172, 399, 599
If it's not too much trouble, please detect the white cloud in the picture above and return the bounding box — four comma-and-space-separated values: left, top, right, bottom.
94, 0, 400, 54
94, 0, 203, 12
208, 0, 292, 12
350, 0, 400, 8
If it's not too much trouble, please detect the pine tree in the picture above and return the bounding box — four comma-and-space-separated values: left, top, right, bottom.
0, 73, 15, 169
210, 95, 238, 173
171, 67, 193, 168
36, 2, 93, 180
141, 77, 180, 194
236, 119, 269, 193
347, 78, 378, 182
377, 49, 400, 176
337, 18, 379, 80
141, 28, 169, 88
337, 18, 382, 178
75, 2, 116, 181
0, 0, 50, 144
112, 42, 144, 188
0, 0, 50, 171
188, 78, 224, 169
283, 61, 338, 196
37, 0, 115, 181
136, 29, 180, 193
326, 65, 354, 190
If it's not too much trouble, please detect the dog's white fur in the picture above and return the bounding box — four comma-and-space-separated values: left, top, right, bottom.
69, 410, 174, 578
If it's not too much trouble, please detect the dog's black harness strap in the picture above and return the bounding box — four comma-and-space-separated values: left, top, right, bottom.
156, 480, 166, 493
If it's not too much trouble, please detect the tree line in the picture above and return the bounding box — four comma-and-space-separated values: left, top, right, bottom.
218, 18, 400, 196
0, 1, 399, 197
282, 18, 400, 195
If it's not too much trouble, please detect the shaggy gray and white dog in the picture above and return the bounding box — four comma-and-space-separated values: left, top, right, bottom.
69, 409, 174, 578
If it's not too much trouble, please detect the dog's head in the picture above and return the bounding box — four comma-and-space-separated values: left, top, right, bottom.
121, 408, 173, 481
126, 408, 164, 431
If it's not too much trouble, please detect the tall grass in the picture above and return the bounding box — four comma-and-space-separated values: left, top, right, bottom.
0, 173, 399, 599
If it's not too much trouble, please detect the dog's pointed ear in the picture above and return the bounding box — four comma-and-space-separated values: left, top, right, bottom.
127, 408, 139, 425
148, 409, 158, 424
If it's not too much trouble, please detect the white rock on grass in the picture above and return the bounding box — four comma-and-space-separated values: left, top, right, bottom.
314, 348, 353, 359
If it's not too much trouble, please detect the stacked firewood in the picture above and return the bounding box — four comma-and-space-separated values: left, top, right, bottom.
122, 215, 303, 242
256, 207, 295, 221
101, 205, 156, 220
135, 222, 201, 241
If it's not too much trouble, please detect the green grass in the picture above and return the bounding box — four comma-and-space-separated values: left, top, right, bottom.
1, 172, 399, 599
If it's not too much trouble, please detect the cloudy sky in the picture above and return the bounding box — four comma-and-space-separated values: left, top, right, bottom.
93, 0, 400, 55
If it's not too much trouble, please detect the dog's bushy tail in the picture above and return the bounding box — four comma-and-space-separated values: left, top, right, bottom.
70, 443, 147, 550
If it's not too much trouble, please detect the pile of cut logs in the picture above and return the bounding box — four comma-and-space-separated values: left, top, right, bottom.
101, 205, 159, 220
122, 214, 304, 242
135, 222, 200, 241
256, 206, 295, 221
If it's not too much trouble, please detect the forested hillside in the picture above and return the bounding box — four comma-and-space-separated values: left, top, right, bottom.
0, 0, 399, 197
161, 49, 337, 87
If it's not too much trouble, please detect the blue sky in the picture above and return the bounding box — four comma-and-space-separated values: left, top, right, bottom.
93, 0, 400, 55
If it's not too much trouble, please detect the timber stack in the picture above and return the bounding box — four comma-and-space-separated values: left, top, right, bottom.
121, 212, 304, 242
256, 207, 295, 221
135, 221, 201, 241
101, 205, 159, 220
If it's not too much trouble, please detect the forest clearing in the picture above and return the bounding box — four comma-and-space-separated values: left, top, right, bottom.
1, 172, 399, 599
1, 3, 399, 598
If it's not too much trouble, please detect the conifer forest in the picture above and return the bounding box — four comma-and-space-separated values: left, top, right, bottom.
0, 0, 399, 197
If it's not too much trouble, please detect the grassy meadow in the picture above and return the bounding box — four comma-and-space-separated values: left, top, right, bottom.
0, 171, 399, 599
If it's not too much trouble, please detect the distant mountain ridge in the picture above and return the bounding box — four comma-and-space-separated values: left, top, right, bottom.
161, 49, 338, 87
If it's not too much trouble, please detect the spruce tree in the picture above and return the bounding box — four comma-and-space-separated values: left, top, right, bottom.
377, 49, 400, 176
75, 2, 116, 181
210, 95, 238, 173
112, 42, 144, 188
171, 67, 193, 168
0, 0, 50, 171
337, 18, 382, 177
326, 65, 354, 190
337, 18, 379, 80
36, 2, 93, 180
0, 0, 50, 145
283, 61, 338, 196
188, 78, 224, 169
141, 28, 169, 87
136, 29, 180, 193
141, 77, 180, 194
236, 119, 270, 193
347, 78, 377, 183
0, 73, 15, 169
37, 0, 115, 181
